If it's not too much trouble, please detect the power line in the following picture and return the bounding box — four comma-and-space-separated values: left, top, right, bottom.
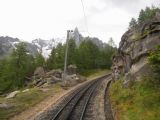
80, 0, 89, 35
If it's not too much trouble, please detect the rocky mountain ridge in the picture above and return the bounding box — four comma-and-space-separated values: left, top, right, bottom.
0, 36, 38, 57
112, 12, 160, 87
0, 36, 67, 58
70, 27, 105, 48
0, 28, 106, 58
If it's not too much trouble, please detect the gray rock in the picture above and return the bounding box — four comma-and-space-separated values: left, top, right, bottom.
34, 67, 45, 78
67, 65, 77, 75
46, 76, 62, 84
22, 89, 30, 93
0, 103, 14, 109
40, 88, 50, 92
46, 69, 62, 78
6, 90, 20, 99
36, 80, 46, 87
123, 72, 134, 88
33, 78, 43, 85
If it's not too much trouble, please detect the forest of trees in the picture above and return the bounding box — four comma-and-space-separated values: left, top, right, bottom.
0, 38, 116, 93
129, 6, 160, 29
0, 43, 36, 93
47, 37, 116, 73
46, 37, 116, 74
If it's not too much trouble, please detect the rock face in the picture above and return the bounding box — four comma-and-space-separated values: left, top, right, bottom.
112, 13, 160, 86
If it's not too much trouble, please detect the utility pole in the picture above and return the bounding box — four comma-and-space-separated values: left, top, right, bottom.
63, 30, 73, 80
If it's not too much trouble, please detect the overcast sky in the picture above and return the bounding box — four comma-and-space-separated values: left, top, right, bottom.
0, 0, 159, 45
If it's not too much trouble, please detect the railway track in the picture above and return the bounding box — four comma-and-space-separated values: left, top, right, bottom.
51, 75, 110, 120
48, 74, 111, 120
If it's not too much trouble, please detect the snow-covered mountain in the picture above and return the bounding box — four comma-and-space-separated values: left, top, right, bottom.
32, 37, 65, 58
0, 36, 38, 58
32, 38, 55, 58
0, 36, 63, 58
0, 28, 105, 59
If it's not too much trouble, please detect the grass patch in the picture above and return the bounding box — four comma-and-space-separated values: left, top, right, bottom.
0, 88, 47, 120
0, 84, 63, 120
110, 79, 160, 120
86, 69, 110, 80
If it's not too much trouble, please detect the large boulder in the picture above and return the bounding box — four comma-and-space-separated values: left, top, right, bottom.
31, 69, 63, 87
46, 69, 62, 78
67, 65, 77, 75
34, 67, 45, 78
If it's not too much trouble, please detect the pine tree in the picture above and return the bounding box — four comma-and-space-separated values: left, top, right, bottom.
68, 38, 76, 65
138, 6, 160, 24
35, 53, 45, 67
77, 39, 100, 71
55, 43, 65, 69
129, 18, 137, 29
0, 42, 35, 91
46, 47, 56, 69
108, 37, 116, 48
138, 9, 146, 24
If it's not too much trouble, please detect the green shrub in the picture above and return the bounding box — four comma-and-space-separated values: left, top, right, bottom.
148, 45, 160, 86
110, 78, 160, 120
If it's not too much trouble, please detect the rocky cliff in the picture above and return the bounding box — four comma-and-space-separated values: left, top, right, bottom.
112, 13, 160, 87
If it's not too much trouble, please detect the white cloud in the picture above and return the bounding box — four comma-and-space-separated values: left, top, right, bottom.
0, 0, 159, 45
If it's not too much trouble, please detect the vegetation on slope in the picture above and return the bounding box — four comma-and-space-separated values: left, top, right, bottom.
0, 43, 46, 93
110, 78, 160, 120
0, 84, 62, 120
148, 45, 160, 86
110, 45, 160, 120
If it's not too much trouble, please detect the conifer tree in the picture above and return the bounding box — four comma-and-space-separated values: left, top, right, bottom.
46, 47, 56, 69
35, 53, 45, 67
129, 18, 137, 29
68, 38, 76, 65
